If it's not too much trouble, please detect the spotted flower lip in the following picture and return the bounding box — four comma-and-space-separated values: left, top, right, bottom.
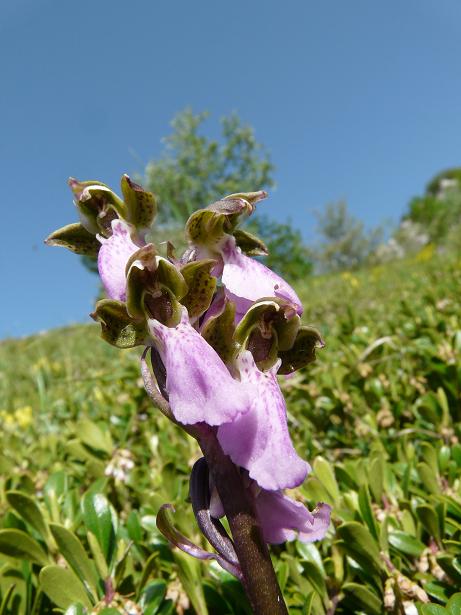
148, 308, 252, 426
217, 350, 309, 491
221, 236, 303, 321
254, 489, 331, 544
97, 219, 141, 301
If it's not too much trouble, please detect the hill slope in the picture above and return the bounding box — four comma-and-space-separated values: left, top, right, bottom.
0, 253, 460, 614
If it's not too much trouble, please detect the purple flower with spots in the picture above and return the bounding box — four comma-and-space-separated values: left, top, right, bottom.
220, 236, 303, 322
97, 219, 142, 301
148, 308, 252, 426
218, 350, 309, 491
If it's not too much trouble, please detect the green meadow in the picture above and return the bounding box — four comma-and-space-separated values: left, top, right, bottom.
1, 249, 460, 614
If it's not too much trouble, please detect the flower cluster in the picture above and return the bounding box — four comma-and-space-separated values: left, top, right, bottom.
47, 176, 330, 548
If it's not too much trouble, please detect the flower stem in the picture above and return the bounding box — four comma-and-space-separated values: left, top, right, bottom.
197, 426, 288, 615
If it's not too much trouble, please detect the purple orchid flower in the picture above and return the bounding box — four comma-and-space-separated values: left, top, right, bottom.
148, 308, 252, 426
220, 236, 303, 321
97, 219, 142, 301
254, 489, 331, 544
217, 350, 309, 491
209, 481, 330, 545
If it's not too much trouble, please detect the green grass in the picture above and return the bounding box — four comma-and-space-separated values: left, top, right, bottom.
0, 251, 460, 614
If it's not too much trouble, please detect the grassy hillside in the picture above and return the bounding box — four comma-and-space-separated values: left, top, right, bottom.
0, 251, 460, 614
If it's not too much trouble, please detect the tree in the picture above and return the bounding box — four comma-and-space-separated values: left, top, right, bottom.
143, 109, 313, 278
314, 201, 382, 272
247, 215, 313, 281
144, 109, 274, 226
404, 168, 461, 243
82, 109, 313, 281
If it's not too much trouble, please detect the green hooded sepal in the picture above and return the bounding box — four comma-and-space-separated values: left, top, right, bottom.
186, 195, 257, 251
278, 326, 324, 375
201, 294, 237, 365
234, 298, 301, 371
233, 229, 268, 256
180, 259, 217, 321
223, 190, 267, 208
91, 300, 148, 348
45, 223, 101, 256
120, 174, 157, 234
125, 245, 187, 327
69, 177, 127, 236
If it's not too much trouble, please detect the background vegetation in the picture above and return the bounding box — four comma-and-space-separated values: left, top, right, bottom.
0, 241, 460, 613
2, 110, 461, 613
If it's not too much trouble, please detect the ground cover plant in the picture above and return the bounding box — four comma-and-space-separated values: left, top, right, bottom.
0, 210, 460, 612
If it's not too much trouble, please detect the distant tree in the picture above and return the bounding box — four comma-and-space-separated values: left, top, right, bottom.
405, 168, 461, 243
82, 109, 312, 281
314, 201, 382, 272
247, 215, 313, 281
144, 109, 275, 226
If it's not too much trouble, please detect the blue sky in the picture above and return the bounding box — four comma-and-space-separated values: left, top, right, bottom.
2, 0, 461, 339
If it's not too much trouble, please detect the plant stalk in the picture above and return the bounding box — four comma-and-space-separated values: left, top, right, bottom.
197, 426, 288, 615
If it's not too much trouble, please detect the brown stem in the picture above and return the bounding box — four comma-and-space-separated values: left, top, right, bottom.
142, 358, 287, 613
197, 425, 288, 615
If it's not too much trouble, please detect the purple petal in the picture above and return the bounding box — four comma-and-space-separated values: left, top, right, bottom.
97, 219, 140, 300
148, 309, 252, 426
255, 490, 331, 544
221, 237, 303, 318
218, 351, 309, 490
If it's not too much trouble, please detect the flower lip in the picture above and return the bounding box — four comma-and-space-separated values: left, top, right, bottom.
221, 236, 303, 319
97, 219, 141, 301
147, 308, 252, 426
217, 350, 309, 491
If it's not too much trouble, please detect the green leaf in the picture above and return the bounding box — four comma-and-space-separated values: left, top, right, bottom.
5, 491, 49, 539
43, 471, 68, 523
39, 566, 92, 609
336, 522, 382, 573
420, 442, 439, 477
447, 593, 461, 615
312, 457, 340, 505
425, 581, 451, 603
302, 561, 327, 601
63, 604, 86, 615
416, 504, 441, 541
173, 551, 208, 615
388, 531, 425, 557
358, 484, 379, 541
81, 493, 117, 568
87, 531, 109, 580
126, 510, 143, 544
368, 455, 385, 502
49, 524, 99, 598
45, 223, 100, 256
417, 462, 441, 494
296, 542, 325, 576
419, 605, 446, 615
0, 529, 49, 565
141, 580, 167, 615
77, 419, 113, 455
342, 583, 382, 615
0, 583, 16, 615
302, 591, 315, 615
